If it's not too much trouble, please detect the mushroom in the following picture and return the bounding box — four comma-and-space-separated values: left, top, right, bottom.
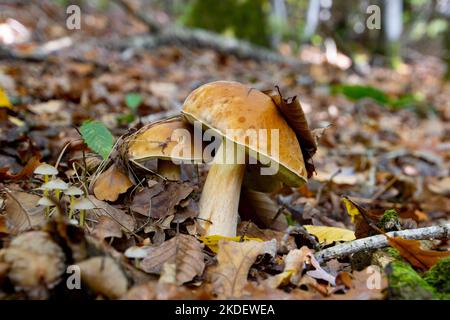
64, 186, 84, 219
34, 163, 58, 196
182, 81, 307, 236
37, 196, 55, 217
126, 116, 203, 180
73, 197, 95, 227
40, 178, 68, 200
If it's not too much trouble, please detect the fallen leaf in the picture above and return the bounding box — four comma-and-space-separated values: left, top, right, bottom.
0, 231, 65, 296
0, 86, 12, 109
386, 235, 450, 270
93, 164, 133, 202
28, 100, 63, 114
427, 177, 450, 196
130, 182, 165, 216
239, 189, 288, 231
150, 181, 194, 219
78, 256, 128, 299
199, 234, 263, 253
263, 86, 317, 178
91, 215, 123, 240
237, 221, 297, 252
140, 234, 205, 284
304, 225, 355, 245
4, 190, 46, 233
88, 195, 136, 232
342, 196, 377, 238
266, 248, 309, 288
210, 239, 276, 298
0, 155, 41, 181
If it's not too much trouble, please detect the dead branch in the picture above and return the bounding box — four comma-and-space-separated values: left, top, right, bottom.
315, 224, 450, 263
112, 0, 304, 66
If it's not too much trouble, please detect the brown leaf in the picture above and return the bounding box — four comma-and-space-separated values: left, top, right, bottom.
210, 239, 276, 298
263, 86, 316, 178
78, 256, 128, 299
386, 235, 450, 270
0, 155, 41, 181
88, 195, 136, 232
237, 221, 296, 252
91, 215, 123, 240
140, 234, 205, 284
239, 189, 288, 231
93, 164, 133, 202
0, 231, 65, 295
130, 182, 165, 216
4, 190, 46, 233
150, 181, 194, 219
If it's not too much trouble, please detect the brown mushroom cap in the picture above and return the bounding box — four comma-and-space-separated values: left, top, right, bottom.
182, 81, 307, 187
127, 116, 203, 163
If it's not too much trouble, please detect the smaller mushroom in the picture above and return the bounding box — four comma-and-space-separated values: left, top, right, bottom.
34, 163, 58, 196
73, 197, 95, 227
41, 178, 68, 200
64, 186, 84, 219
37, 196, 55, 217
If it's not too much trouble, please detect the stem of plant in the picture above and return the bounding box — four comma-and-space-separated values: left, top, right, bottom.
68, 196, 74, 219
79, 209, 85, 227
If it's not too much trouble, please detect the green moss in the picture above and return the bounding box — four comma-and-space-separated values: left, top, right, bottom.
387, 261, 436, 300
424, 256, 450, 298
379, 209, 401, 232
182, 0, 271, 47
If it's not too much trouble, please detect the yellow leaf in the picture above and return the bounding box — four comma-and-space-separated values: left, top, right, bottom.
304, 225, 355, 245
342, 197, 361, 223
0, 87, 12, 109
199, 235, 263, 253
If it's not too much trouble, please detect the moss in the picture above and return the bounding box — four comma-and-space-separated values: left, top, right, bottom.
387, 261, 436, 300
182, 0, 271, 47
424, 257, 450, 298
378, 209, 401, 232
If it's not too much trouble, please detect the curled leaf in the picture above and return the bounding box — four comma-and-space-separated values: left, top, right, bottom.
93, 164, 133, 202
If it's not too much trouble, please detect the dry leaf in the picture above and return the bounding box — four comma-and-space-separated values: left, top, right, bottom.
130, 183, 165, 216
210, 239, 276, 298
239, 189, 288, 231
237, 221, 297, 252
88, 195, 136, 232
140, 234, 205, 284
263, 86, 316, 178
150, 182, 194, 219
93, 164, 133, 202
304, 225, 355, 245
386, 235, 450, 270
199, 235, 263, 253
266, 248, 308, 288
0, 231, 65, 293
78, 256, 128, 299
4, 190, 46, 233
91, 215, 123, 240
0, 155, 41, 181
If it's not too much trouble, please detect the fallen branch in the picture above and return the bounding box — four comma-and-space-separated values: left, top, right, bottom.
315, 224, 450, 263
112, 0, 304, 67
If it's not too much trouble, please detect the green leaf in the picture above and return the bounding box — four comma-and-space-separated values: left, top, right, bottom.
125, 93, 142, 113
80, 121, 114, 160
333, 84, 390, 105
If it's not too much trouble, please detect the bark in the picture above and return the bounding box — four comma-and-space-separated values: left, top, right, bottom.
315, 224, 450, 263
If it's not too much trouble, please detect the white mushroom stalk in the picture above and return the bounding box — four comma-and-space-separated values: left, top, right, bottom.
73, 197, 95, 227
198, 143, 245, 237
64, 186, 84, 219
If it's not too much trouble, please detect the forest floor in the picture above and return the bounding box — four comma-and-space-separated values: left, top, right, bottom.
0, 2, 449, 300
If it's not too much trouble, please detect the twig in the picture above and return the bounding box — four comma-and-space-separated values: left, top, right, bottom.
315, 224, 450, 263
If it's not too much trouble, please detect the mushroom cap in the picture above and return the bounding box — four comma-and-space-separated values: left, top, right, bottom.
64, 186, 84, 196
127, 116, 203, 163
38, 197, 54, 206
182, 81, 307, 187
73, 197, 95, 210
41, 178, 69, 190
33, 163, 58, 175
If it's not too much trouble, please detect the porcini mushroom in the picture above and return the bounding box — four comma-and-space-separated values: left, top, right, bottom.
73, 197, 95, 227
126, 116, 203, 180
64, 186, 84, 219
182, 81, 307, 237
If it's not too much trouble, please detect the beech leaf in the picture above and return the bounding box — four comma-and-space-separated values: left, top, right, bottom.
80, 120, 114, 160
93, 164, 133, 202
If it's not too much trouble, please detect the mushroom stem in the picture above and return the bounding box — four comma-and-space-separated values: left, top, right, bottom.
79, 209, 86, 227
68, 196, 75, 219
198, 144, 245, 237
